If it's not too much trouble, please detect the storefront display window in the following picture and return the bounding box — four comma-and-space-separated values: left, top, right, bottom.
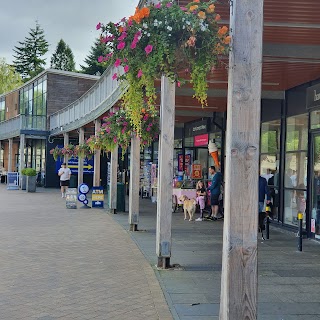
311, 110, 320, 130
284, 114, 308, 227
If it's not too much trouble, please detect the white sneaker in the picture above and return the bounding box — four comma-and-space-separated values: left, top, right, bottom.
195, 218, 203, 221
61, 194, 65, 198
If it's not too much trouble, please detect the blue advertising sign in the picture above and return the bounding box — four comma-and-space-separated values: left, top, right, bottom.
92, 186, 104, 208
7, 172, 19, 190
55, 157, 94, 175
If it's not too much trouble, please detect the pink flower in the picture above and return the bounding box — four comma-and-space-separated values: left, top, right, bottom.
155, 3, 161, 8
121, 129, 125, 134
166, 2, 173, 7
134, 31, 142, 40
96, 22, 101, 30
98, 56, 104, 63
130, 41, 137, 49
112, 73, 118, 80
113, 137, 117, 143
128, 20, 133, 27
117, 42, 126, 50
124, 65, 129, 73
118, 32, 127, 41
114, 59, 122, 67
137, 69, 143, 78
123, 58, 128, 62
177, 81, 181, 88
180, 6, 187, 11
146, 127, 151, 132
145, 44, 153, 55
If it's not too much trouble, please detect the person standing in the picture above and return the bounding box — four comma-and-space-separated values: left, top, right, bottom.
195, 180, 207, 221
58, 162, 71, 198
206, 166, 223, 220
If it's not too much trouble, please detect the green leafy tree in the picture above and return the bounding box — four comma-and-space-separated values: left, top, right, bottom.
50, 39, 76, 71
0, 58, 23, 94
13, 22, 49, 80
80, 38, 110, 75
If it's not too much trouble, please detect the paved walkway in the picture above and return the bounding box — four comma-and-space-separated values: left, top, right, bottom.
0, 185, 172, 320
113, 198, 320, 320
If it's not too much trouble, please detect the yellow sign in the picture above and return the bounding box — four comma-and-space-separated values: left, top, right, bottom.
92, 194, 104, 201
69, 164, 93, 170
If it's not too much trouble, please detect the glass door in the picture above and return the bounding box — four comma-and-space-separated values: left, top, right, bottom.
311, 133, 320, 239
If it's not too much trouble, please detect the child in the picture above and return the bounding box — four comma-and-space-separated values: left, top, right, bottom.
195, 180, 206, 221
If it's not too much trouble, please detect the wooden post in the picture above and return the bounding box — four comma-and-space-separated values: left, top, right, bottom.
19, 134, 25, 187
108, 146, 118, 214
63, 132, 69, 164
219, 1, 264, 319
8, 138, 13, 172
156, 76, 175, 269
78, 127, 84, 187
129, 134, 140, 231
93, 119, 101, 187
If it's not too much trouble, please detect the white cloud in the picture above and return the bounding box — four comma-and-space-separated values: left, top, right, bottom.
0, 0, 138, 69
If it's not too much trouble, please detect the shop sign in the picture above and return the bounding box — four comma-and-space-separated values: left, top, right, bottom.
192, 164, 202, 179
311, 218, 316, 233
56, 157, 94, 175
66, 188, 77, 209
185, 119, 209, 137
92, 186, 104, 208
7, 172, 19, 190
178, 154, 184, 172
194, 134, 209, 147
307, 83, 320, 110
185, 154, 191, 176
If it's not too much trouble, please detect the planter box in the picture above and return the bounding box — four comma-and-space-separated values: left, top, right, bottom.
26, 176, 37, 193
21, 175, 27, 190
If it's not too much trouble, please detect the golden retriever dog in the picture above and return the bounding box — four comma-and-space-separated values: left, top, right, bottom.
179, 195, 197, 221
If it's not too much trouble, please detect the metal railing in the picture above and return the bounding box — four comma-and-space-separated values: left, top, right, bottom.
49, 66, 127, 135
0, 116, 21, 140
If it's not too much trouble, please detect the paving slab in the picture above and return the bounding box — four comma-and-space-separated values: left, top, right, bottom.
0, 185, 173, 320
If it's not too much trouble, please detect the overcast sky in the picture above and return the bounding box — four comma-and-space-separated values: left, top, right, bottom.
0, 0, 138, 69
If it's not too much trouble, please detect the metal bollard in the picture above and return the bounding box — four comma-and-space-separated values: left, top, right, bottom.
266, 216, 270, 240
297, 212, 303, 252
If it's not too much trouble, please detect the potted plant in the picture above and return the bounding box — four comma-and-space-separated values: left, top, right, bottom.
25, 168, 37, 193
20, 168, 28, 190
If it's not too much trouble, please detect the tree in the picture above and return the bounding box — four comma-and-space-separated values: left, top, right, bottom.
0, 58, 23, 95
50, 39, 76, 71
13, 22, 49, 80
80, 38, 110, 75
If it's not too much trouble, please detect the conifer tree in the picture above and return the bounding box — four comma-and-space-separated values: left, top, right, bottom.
80, 38, 110, 75
13, 22, 49, 80
50, 39, 76, 72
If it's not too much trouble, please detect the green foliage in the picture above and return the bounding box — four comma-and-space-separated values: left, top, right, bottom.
50, 39, 76, 71
0, 58, 23, 95
98, 0, 229, 132
13, 22, 49, 81
80, 38, 110, 75
24, 168, 37, 176
21, 168, 28, 175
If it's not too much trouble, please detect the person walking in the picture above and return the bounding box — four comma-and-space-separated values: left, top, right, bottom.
195, 180, 207, 221
206, 166, 223, 220
58, 162, 71, 198
259, 175, 271, 212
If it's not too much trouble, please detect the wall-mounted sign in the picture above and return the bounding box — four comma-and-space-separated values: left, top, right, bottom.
191, 164, 202, 179
185, 119, 210, 137
311, 218, 316, 233
185, 154, 191, 176
307, 83, 320, 110
56, 157, 94, 175
178, 154, 184, 172
194, 134, 209, 147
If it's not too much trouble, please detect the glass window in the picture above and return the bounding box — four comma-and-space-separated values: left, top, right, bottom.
286, 114, 308, 151
284, 114, 308, 227
311, 110, 320, 130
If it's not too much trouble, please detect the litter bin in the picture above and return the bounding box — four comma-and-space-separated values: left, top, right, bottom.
117, 183, 125, 212
70, 175, 77, 188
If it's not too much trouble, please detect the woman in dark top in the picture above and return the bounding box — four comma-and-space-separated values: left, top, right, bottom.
196, 180, 206, 221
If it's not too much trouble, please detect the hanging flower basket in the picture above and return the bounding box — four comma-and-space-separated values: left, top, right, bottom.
75, 143, 93, 160
49, 146, 63, 161
97, 0, 229, 132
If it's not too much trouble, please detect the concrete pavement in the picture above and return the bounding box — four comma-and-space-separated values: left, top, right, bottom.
0, 185, 172, 320
113, 198, 320, 320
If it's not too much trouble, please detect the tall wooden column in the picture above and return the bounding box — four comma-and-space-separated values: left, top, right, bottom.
8, 138, 13, 172
93, 119, 101, 187
78, 127, 84, 187
108, 146, 118, 214
129, 135, 140, 231
63, 132, 69, 164
156, 76, 175, 269
19, 134, 25, 186
219, 1, 264, 319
